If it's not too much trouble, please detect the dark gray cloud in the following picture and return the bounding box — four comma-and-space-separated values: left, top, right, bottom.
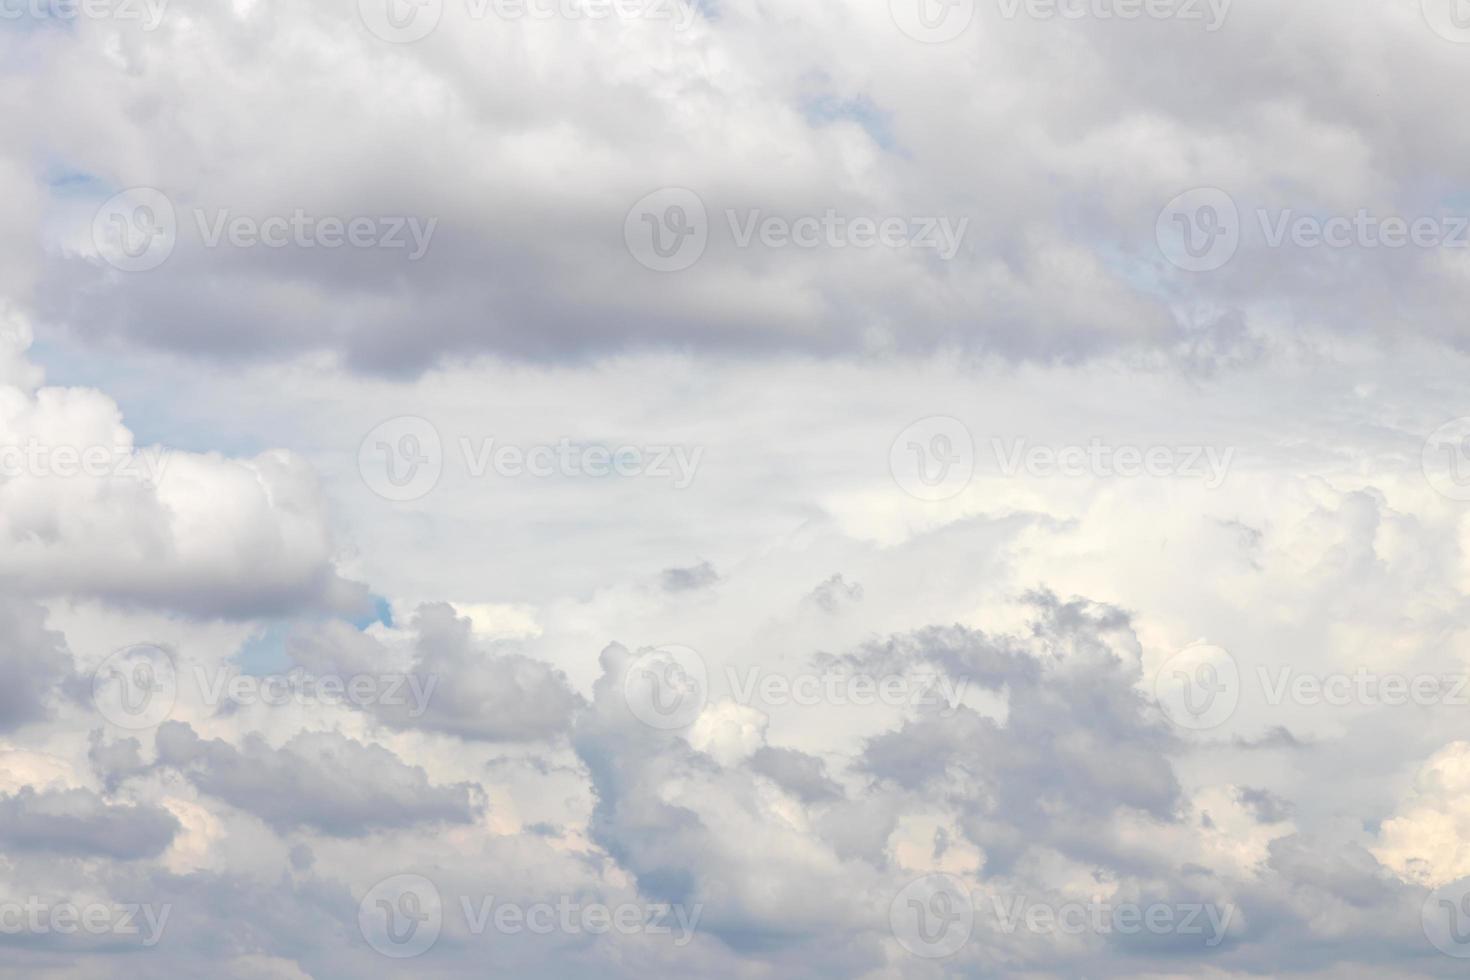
152, 721, 483, 836
660, 561, 720, 593
290, 604, 583, 743
0, 787, 178, 859
0, 598, 69, 733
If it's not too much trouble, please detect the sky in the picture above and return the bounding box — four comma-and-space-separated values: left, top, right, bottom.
4, 0, 1470, 976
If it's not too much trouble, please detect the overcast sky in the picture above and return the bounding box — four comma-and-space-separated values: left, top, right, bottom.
4, 0, 1470, 976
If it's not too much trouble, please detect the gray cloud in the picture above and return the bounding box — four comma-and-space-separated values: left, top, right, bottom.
152, 721, 483, 836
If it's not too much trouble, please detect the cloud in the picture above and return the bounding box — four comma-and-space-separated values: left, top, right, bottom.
151, 721, 484, 836
0, 787, 179, 859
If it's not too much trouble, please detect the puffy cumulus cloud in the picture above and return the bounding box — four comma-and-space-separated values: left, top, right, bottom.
149, 721, 485, 836
4, 0, 1467, 371
0, 786, 179, 859
289, 603, 583, 742
0, 336, 366, 619
1374, 741, 1470, 888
